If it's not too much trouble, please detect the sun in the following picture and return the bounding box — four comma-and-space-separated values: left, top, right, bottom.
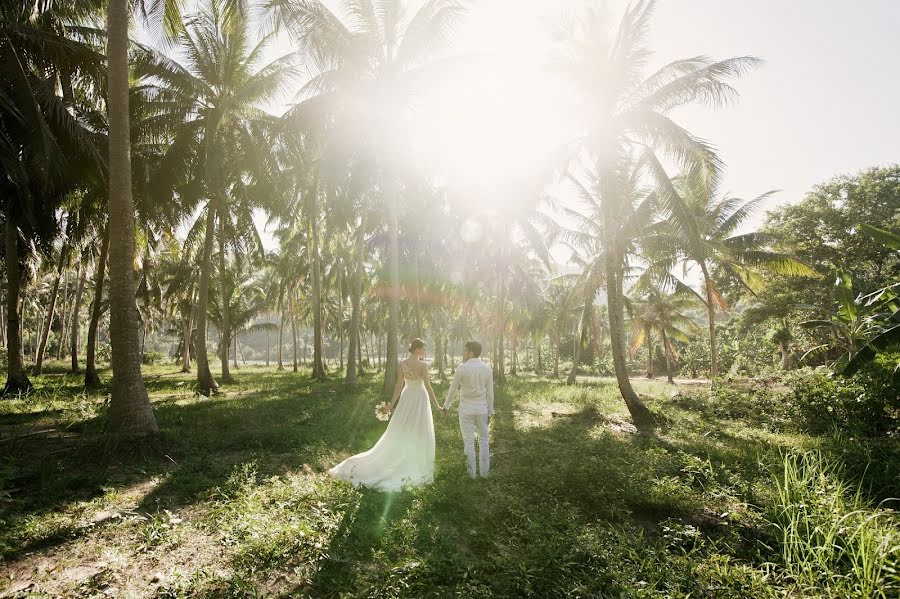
409, 1, 580, 211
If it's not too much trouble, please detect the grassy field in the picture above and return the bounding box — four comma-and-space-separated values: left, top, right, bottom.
1, 363, 897, 597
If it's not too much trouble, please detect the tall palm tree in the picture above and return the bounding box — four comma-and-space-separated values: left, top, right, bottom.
557, 1, 760, 428
654, 169, 813, 377
136, 0, 299, 393
0, 0, 105, 394
563, 160, 658, 427
273, 0, 467, 394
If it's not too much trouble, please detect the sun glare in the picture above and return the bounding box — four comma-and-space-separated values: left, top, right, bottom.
411, 1, 579, 212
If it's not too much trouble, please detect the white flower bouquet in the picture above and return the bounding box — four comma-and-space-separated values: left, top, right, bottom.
375, 401, 392, 421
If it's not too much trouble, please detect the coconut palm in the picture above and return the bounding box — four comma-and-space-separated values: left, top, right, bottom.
628, 285, 699, 383
135, 0, 299, 393
656, 169, 814, 377
0, 0, 105, 394
272, 0, 467, 394
556, 1, 762, 427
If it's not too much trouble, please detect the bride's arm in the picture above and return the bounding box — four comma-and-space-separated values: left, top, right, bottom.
389, 367, 405, 411
423, 367, 442, 413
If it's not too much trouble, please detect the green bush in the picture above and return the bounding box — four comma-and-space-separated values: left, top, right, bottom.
784, 358, 899, 437
142, 350, 166, 365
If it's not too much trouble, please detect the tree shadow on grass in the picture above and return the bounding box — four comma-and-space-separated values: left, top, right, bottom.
295, 383, 770, 597
0, 371, 383, 565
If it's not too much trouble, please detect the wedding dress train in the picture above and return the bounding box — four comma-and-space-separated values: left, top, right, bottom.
328, 363, 435, 492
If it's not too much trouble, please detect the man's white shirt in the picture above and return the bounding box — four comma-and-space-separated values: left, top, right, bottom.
443, 358, 494, 416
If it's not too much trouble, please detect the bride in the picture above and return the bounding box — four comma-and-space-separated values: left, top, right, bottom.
329, 338, 443, 492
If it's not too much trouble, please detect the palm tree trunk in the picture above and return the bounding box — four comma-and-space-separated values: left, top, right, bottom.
34, 245, 68, 375
383, 178, 400, 395
699, 262, 718, 378
3, 219, 32, 394
57, 265, 70, 361
413, 249, 423, 338
510, 325, 518, 375
661, 328, 675, 384
589, 310, 605, 370
265, 313, 270, 367
780, 319, 792, 370
194, 206, 218, 394
291, 295, 298, 373
568, 297, 591, 385
309, 207, 325, 380
645, 326, 654, 378
70, 262, 86, 373
495, 273, 507, 384
85, 226, 109, 388
34, 311, 44, 364
605, 255, 653, 430
218, 207, 232, 383
552, 323, 560, 378
277, 305, 285, 370
181, 311, 192, 372
232, 334, 238, 368
357, 325, 364, 374
346, 211, 366, 385
105, 0, 158, 436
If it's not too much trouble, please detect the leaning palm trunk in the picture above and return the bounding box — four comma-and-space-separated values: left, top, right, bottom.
85, 226, 109, 388
105, 0, 158, 436
346, 211, 366, 385
194, 206, 218, 394
4, 219, 33, 394
382, 179, 400, 395
605, 255, 654, 430
34, 245, 68, 375
70, 263, 86, 372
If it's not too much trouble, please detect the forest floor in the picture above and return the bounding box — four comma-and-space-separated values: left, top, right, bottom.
0, 363, 897, 597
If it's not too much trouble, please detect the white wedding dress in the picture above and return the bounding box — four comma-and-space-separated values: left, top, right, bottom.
329, 361, 435, 492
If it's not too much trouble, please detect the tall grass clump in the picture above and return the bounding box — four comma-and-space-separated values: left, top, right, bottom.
768, 451, 899, 597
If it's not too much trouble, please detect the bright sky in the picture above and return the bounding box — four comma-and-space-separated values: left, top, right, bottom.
238, 0, 900, 250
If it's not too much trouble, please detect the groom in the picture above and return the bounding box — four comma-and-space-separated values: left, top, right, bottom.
442, 341, 494, 479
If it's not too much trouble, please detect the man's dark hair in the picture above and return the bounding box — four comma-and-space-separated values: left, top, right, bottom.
464, 341, 482, 358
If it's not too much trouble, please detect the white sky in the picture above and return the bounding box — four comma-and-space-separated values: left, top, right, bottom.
195, 0, 900, 251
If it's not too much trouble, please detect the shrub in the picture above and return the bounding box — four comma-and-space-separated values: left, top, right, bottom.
784, 359, 899, 437
142, 350, 166, 365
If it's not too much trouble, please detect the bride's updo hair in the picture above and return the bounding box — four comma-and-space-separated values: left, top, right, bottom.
408, 338, 425, 353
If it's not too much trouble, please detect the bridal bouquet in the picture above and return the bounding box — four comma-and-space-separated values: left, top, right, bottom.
375, 402, 392, 421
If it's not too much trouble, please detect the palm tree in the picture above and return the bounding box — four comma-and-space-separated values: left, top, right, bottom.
660, 169, 813, 377
273, 0, 467, 394
0, 0, 105, 394
628, 285, 699, 383
136, 0, 299, 393
557, 1, 760, 428
563, 160, 658, 427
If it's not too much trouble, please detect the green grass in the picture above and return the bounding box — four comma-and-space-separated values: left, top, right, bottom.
0, 363, 897, 597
